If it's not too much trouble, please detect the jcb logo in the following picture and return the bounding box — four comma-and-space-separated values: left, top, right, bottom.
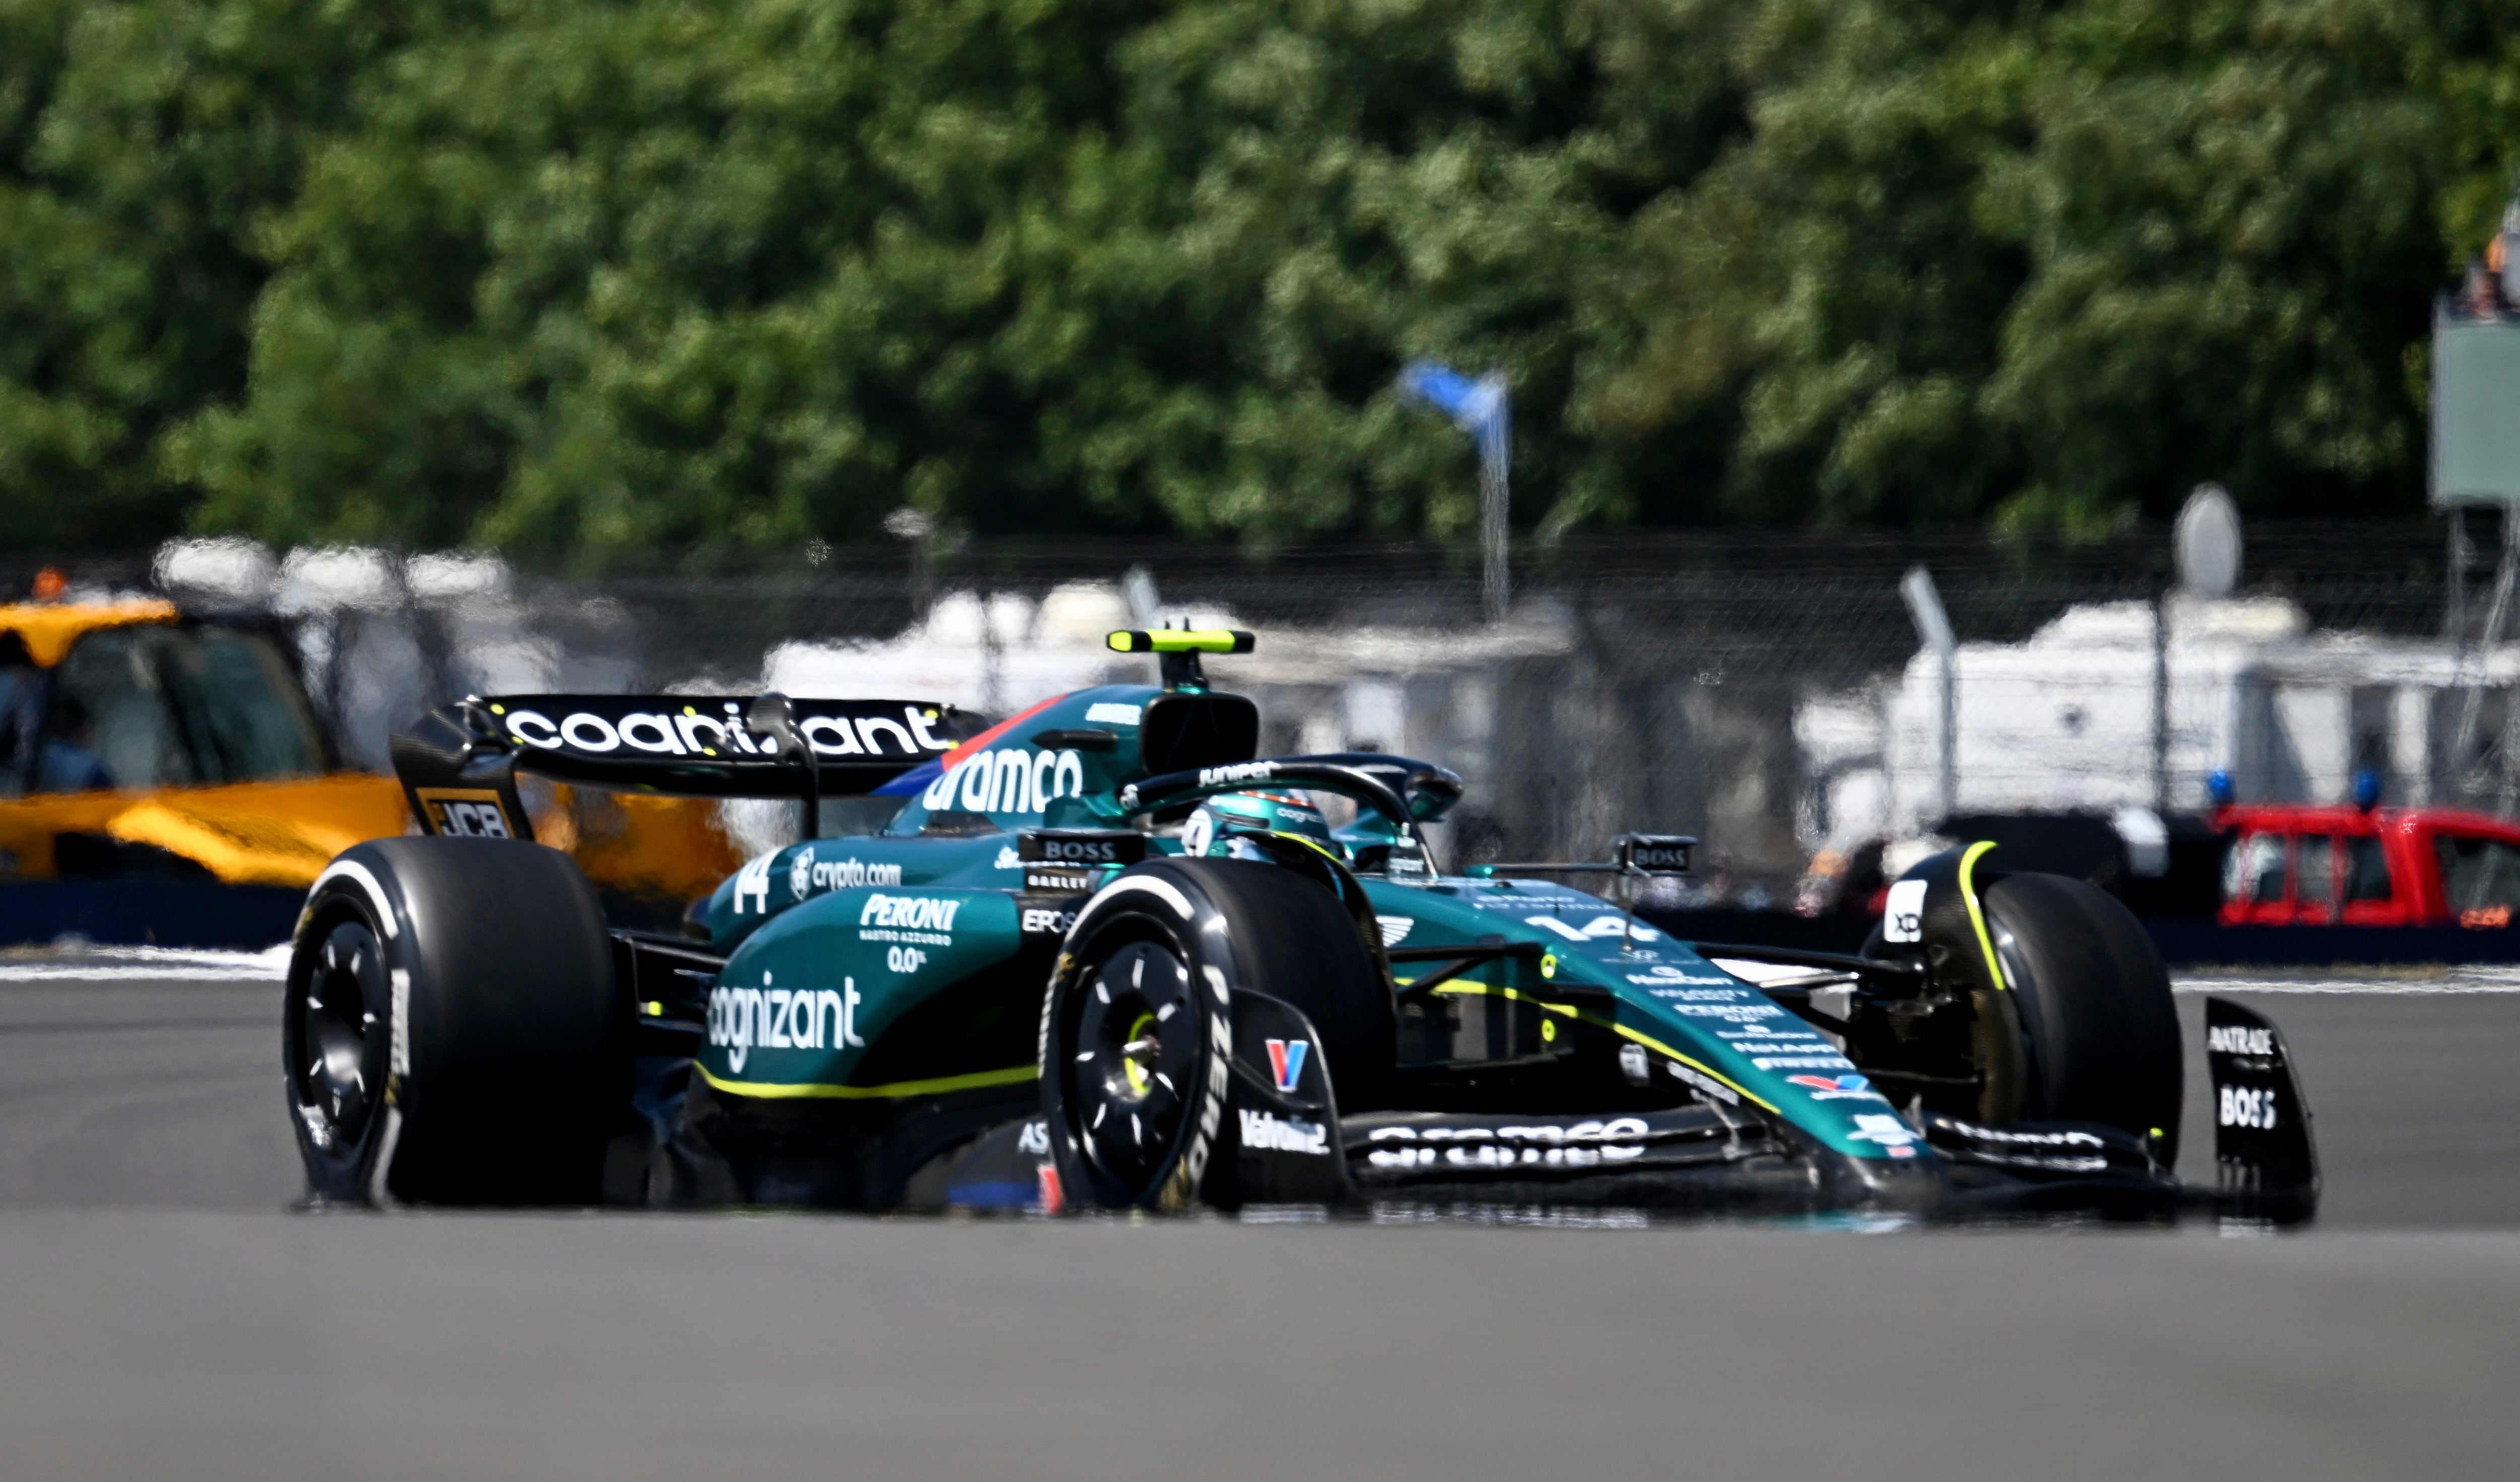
437, 802, 511, 838
417, 789, 514, 839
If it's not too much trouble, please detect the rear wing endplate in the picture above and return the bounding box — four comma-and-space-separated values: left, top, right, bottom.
391, 694, 970, 842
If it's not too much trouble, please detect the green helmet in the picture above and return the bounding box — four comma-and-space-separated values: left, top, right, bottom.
1181, 789, 1336, 857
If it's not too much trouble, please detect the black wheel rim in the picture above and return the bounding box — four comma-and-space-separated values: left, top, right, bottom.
1067, 938, 1201, 1195
289, 916, 390, 1155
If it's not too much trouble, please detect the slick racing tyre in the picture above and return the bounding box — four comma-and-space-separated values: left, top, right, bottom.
285, 837, 620, 1205
1041, 858, 1390, 1210
1981, 873, 2183, 1160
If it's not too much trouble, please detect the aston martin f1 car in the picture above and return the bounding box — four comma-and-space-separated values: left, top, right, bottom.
284, 631, 2319, 1222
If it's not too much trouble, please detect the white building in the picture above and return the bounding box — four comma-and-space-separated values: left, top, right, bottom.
1800, 594, 2520, 850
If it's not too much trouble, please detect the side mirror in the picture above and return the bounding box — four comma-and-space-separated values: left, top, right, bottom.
746, 692, 820, 839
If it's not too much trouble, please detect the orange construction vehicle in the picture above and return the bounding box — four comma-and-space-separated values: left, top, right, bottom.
0, 581, 741, 944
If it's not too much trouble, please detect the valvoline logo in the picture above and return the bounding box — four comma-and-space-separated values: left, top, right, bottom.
1266, 1038, 1309, 1093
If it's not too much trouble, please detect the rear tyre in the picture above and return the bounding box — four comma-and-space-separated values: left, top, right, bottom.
1981, 873, 2183, 1161
1041, 858, 1388, 1210
284, 837, 621, 1205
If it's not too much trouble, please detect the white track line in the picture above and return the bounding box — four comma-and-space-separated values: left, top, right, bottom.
0, 946, 290, 983
2174, 976, 2520, 995
8, 952, 2520, 993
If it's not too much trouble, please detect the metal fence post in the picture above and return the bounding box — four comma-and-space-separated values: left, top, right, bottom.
1901, 566, 1958, 826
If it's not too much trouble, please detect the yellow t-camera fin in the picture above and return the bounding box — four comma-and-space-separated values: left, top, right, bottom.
1106, 629, 1254, 654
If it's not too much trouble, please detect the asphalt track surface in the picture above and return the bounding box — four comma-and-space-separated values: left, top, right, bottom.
1, 955, 2516, 1479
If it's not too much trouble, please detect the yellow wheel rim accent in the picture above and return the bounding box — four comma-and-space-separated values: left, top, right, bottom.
1121, 1011, 1155, 1096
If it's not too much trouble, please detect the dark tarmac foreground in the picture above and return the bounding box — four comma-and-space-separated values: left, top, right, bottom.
1, 965, 2516, 1480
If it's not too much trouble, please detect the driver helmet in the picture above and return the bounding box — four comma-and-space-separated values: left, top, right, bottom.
1180, 789, 1336, 857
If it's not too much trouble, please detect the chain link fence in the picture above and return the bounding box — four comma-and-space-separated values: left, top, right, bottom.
23, 519, 2480, 902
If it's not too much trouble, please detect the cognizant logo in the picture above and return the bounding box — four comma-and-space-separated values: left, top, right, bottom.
505, 702, 951, 759
708, 974, 863, 1073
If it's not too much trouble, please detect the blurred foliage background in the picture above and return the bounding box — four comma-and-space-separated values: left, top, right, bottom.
6, 0, 2520, 563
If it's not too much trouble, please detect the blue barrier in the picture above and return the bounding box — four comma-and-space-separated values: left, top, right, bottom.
0, 883, 303, 949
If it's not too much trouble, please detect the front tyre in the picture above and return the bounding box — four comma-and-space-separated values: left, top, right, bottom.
1981, 873, 2183, 1160
1040, 858, 1389, 1211
1041, 872, 1233, 1211
284, 837, 621, 1205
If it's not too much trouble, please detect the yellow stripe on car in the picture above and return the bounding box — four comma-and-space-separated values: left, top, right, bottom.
693, 1062, 1039, 1101
1957, 839, 2005, 990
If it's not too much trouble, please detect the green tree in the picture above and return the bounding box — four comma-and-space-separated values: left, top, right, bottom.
10, 0, 2520, 557
0, 0, 383, 548
1594, 0, 2515, 531
163, 0, 1737, 559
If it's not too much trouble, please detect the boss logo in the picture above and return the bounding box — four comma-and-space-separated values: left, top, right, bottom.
2218, 1083, 2281, 1131
1615, 834, 1696, 875
1017, 829, 1146, 866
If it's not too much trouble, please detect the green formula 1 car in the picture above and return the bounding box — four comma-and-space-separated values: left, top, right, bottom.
284, 630, 2319, 1221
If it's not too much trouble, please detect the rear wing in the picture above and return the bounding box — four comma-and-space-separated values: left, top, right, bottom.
391, 694, 972, 842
